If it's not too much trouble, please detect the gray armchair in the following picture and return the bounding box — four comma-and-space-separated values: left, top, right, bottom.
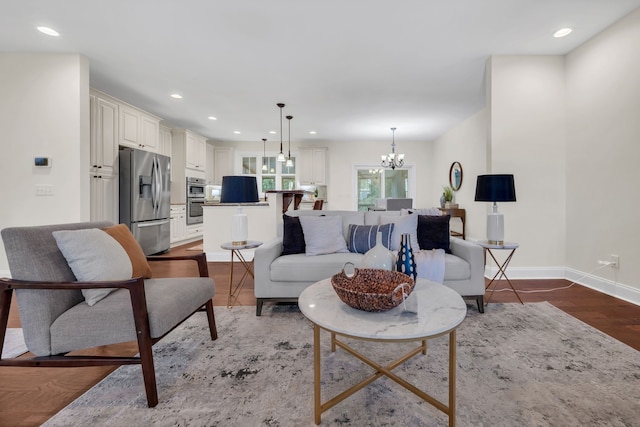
0, 221, 217, 407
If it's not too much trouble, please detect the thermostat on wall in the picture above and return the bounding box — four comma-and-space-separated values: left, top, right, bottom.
34, 157, 51, 167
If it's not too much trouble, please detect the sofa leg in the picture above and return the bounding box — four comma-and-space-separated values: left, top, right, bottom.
256, 299, 264, 316
477, 295, 484, 313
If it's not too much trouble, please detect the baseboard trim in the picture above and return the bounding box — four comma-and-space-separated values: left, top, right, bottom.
485, 266, 640, 307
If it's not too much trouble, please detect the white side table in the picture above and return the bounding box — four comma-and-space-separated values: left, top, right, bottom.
477, 241, 522, 305
220, 240, 262, 308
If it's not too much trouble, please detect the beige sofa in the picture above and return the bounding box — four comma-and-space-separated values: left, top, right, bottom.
254, 210, 485, 316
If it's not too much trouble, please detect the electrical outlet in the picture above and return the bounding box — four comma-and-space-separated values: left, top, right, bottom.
35, 185, 54, 196
610, 254, 619, 269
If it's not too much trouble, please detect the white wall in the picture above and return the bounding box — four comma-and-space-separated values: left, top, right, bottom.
430, 109, 489, 240
488, 56, 567, 269
565, 8, 640, 292
0, 53, 90, 272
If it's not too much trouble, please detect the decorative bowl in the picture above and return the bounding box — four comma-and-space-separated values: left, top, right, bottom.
331, 264, 415, 312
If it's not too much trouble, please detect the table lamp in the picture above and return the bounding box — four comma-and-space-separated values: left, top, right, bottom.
220, 176, 259, 245
474, 174, 516, 245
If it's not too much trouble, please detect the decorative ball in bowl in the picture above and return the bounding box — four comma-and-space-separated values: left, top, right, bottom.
331, 264, 415, 312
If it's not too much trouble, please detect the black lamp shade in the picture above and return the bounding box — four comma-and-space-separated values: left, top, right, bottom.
220, 176, 259, 203
474, 174, 516, 202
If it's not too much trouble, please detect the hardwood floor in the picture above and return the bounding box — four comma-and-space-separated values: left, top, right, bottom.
1, 241, 639, 426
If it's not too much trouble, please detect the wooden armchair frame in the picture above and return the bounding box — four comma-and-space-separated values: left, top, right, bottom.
0, 252, 217, 408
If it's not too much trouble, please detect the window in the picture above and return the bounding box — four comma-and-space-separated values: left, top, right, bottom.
242, 157, 257, 175
240, 154, 298, 196
281, 157, 296, 190
355, 167, 411, 211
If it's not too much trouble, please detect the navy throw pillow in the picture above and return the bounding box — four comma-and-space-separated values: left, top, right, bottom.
347, 223, 394, 254
417, 215, 451, 253
282, 215, 306, 255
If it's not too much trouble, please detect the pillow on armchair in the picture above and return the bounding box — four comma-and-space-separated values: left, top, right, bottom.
53, 228, 133, 306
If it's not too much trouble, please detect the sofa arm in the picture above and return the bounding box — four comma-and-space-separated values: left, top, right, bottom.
450, 238, 484, 285
254, 238, 283, 287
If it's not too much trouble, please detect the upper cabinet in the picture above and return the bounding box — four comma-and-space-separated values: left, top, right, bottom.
89, 93, 119, 176
213, 147, 233, 185
119, 104, 160, 152
159, 124, 172, 157
186, 132, 206, 171
298, 147, 327, 185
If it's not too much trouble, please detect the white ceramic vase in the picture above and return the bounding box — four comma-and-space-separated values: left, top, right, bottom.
362, 231, 395, 270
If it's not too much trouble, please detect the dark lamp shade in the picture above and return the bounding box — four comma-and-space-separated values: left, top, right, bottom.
220, 176, 259, 203
474, 174, 516, 202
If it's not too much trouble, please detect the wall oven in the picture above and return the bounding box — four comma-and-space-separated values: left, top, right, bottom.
186, 177, 205, 225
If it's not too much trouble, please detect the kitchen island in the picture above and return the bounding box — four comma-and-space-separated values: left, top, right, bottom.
202, 193, 281, 261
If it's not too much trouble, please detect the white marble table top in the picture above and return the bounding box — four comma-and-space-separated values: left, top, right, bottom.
220, 240, 263, 251
298, 278, 467, 340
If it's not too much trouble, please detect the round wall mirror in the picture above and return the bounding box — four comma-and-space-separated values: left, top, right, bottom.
449, 161, 463, 191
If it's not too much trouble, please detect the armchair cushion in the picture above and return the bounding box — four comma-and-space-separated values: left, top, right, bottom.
52, 229, 132, 306
102, 224, 152, 278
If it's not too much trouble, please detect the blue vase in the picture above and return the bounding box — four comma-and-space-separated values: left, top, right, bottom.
396, 233, 417, 280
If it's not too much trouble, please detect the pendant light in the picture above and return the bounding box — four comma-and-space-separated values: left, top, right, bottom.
276, 103, 286, 162
261, 138, 268, 171
285, 115, 294, 168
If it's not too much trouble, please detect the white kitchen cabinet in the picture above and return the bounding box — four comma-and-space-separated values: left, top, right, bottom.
90, 172, 118, 224
119, 104, 160, 152
213, 147, 233, 185
298, 147, 327, 185
186, 224, 204, 240
186, 132, 206, 171
89, 93, 119, 176
159, 124, 172, 157
206, 143, 215, 184
170, 204, 187, 244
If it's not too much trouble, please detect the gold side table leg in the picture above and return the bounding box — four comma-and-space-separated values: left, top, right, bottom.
226, 250, 235, 308
449, 329, 456, 427
314, 324, 321, 425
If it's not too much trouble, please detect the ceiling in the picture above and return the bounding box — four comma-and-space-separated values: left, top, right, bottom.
2, 0, 640, 144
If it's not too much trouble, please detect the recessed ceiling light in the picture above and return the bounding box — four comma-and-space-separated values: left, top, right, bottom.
309, 131, 317, 135
208, 116, 217, 120
269, 130, 276, 134
553, 28, 573, 38
170, 93, 183, 99
37, 26, 59, 37
233, 131, 241, 134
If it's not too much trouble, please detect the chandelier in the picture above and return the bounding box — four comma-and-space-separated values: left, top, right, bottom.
381, 127, 404, 170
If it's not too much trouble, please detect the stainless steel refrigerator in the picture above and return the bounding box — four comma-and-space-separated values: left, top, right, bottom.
119, 147, 171, 255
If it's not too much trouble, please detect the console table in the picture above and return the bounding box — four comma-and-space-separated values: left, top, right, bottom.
439, 207, 466, 239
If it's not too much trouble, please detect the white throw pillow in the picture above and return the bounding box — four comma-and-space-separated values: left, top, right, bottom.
379, 214, 420, 251
298, 215, 349, 256
53, 229, 133, 306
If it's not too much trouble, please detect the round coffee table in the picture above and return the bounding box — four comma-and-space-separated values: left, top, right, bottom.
298, 277, 467, 426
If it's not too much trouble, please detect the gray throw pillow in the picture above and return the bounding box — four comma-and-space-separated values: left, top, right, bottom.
298, 215, 349, 256
53, 229, 133, 306
379, 213, 419, 251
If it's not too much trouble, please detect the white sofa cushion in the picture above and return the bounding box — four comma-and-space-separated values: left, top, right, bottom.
270, 252, 364, 282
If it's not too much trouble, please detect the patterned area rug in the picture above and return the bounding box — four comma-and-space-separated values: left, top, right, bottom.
43, 302, 640, 426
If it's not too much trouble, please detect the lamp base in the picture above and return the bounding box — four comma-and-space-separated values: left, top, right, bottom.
232, 240, 248, 246
486, 203, 504, 245
487, 239, 504, 246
